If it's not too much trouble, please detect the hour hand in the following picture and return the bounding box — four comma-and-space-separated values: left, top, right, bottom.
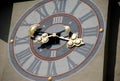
49, 32, 85, 48
28, 24, 51, 43
57, 33, 85, 48
28, 24, 71, 43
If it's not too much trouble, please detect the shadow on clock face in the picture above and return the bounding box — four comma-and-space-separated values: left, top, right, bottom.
32, 28, 73, 50
39, 36, 61, 49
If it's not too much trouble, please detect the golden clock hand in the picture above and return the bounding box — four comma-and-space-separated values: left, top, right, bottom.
28, 23, 40, 38
57, 36, 70, 41
34, 32, 84, 48
29, 24, 84, 47
34, 33, 49, 43
67, 33, 85, 48
47, 33, 69, 41
64, 25, 70, 34
67, 38, 84, 48
28, 24, 70, 37
49, 33, 85, 48
34, 32, 69, 43
71, 33, 78, 40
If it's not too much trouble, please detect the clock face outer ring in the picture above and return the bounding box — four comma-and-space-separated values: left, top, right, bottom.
8, 0, 104, 81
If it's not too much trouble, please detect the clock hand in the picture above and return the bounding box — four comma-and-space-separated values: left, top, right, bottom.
29, 24, 84, 48
56, 33, 85, 48
29, 26, 51, 38
67, 37, 84, 48
34, 33, 49, 43
34, 32, 84, 48
64, 25, 70, 34
28, 23, 40, 38
29, 24, 70, 37
44, 33, 85, 48
28, 24, 52, 43
29, 24, 70, 42
34, 32, 68, 43
53, 25, 70, 34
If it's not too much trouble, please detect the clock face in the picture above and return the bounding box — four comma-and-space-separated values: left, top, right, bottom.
9, 0, 104, 81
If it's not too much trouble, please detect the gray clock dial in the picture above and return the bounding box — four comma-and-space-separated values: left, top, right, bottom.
8, 0, 104, 81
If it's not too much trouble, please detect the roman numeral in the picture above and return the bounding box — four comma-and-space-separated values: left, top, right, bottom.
47, 61, 57, 76
70, 1, 81, 14
51, 50, 56, 57
15, 36, 29, 46
53, 0, 66, 13
67, 56, 77, 69
82, 26, 98, 37
27, 58, 42, 74
21, 20, 32, 26
36, 6, 49, 20
75, 43, 93, 57
16, 48, 32, 66
53, 16, 63, 24
79, 11, 95, 23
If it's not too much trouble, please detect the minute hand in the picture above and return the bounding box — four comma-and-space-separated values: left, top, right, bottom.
49, 33, 85, 48
57, 36, 70, 41
48, 33, 69, 41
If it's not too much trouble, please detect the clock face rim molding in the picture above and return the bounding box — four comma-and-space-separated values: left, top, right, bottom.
8, 0, 104, 81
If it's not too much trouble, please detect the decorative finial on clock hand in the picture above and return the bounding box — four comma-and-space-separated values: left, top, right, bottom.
28, 23, 40, 38
35, 33, 49, 43
64, 25, 70, 34
67, 33, 84, 48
